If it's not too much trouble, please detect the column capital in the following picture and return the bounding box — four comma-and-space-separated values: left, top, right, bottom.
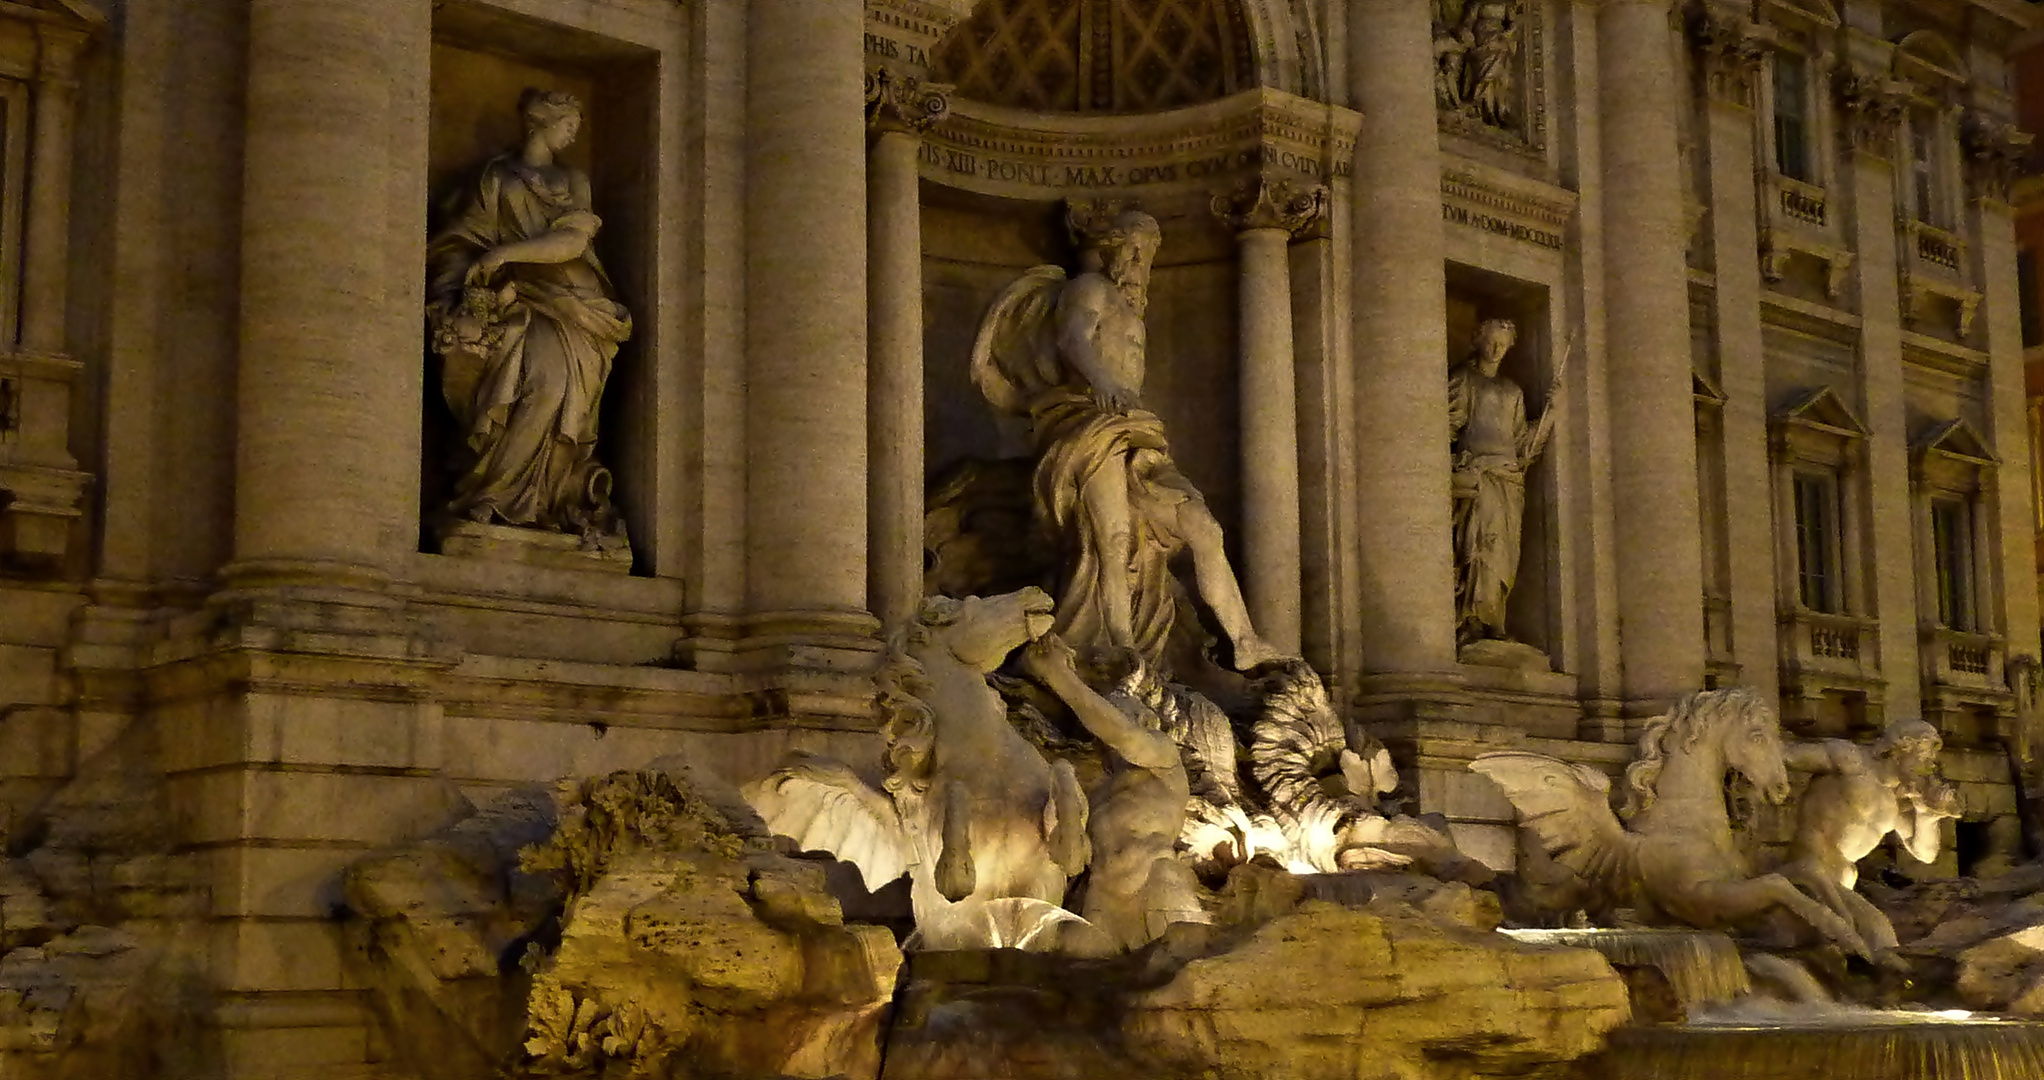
34, 24, 86, 89
1211, 177, 1326, 238
865, 65, 951, 136
1960, 111, 2033, 208
1834, 66, 1910, 161
1685, 7, 1770, 109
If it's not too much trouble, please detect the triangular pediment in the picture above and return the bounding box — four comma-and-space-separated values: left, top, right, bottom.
1773, 386, 1867, 438
1914, 417, 1997, 466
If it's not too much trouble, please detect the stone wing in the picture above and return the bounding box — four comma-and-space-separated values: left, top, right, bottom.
1469, 752, 1638, 895
969, 264, 1069, 415
744, 751, 911, 893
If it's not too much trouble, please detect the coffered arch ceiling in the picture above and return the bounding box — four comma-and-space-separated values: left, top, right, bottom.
930, 0, 1325, 114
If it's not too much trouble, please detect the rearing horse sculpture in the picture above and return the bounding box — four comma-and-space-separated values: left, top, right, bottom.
1472, 687, 1872, 958
745, 587, 1093, 951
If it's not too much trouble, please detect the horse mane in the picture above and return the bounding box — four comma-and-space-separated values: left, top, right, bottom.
878, 596, 964, 800
1620, 687, 1768, 820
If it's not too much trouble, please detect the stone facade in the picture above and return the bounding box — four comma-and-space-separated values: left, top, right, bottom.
0, 0, 2039, 1076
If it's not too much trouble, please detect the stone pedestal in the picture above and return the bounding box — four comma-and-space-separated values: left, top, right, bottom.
436, 521, 632, 574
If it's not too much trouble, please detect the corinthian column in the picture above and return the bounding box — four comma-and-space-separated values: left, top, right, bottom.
745, 0, 877, 657
1214, 178, 1324, 657
1348, 2, 1461, 708
1600, 0, 1706, 709
867, 70, 948, 634
232, 1, 427, 585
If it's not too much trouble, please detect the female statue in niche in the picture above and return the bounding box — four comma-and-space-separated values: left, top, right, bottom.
427, 88, 632, 551
1447, 318, 1564, 647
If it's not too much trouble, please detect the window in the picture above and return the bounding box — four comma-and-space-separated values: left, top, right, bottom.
1793, 472, 1842, 612
2021, 248, 2042, 349
1932, 497, 1974, 631
1773, 52, 1812, 181
1911, 106, 1946, 226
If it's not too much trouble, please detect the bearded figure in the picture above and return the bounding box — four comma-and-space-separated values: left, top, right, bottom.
969, 206, 1281, 674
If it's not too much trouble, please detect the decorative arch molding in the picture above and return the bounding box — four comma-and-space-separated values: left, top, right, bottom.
928, 0, 1326, 114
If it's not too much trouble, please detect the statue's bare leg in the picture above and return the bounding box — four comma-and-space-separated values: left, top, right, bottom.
1080, 461, 1137, 649
1174, 502, 1284, 670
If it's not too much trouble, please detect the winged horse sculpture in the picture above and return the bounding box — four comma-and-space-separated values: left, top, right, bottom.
744, 587, 1094, 951
1471, 687, 1873, 958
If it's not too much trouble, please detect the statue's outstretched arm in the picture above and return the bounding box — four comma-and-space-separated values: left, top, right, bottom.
1020, 635, 1177, 772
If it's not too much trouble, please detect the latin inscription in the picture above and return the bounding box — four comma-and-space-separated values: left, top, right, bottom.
865, 33, 929, 67
1442, 203, 1564, 250
918, 141, 1351, 190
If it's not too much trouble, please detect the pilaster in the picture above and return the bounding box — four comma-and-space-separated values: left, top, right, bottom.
1835, 57, 1923, 720
1688, 7, 1779, 701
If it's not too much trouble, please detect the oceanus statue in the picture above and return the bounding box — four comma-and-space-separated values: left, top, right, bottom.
1471, 688, 1876, 958
744, 588, 1092, 951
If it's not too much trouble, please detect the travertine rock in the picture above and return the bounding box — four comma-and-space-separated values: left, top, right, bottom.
349, 762, 904, 1080
882, 874, 1627, 1080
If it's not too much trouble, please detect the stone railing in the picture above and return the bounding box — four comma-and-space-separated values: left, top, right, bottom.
1897, 218, 1981, 337
1780, 609, 1881, 683
1922, 626, 2005, 691
1756, 170, 1851, 298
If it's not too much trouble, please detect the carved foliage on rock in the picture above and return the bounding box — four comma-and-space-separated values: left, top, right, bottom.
1834, 67, 1909, 160
1686, 8, 1769, 109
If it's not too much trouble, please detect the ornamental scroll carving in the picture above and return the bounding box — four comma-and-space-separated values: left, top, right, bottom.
1686, 8, 1769, 109
1960, 112, 2034, 205
867, 67, 953, 135
1834, 68, 1909, 160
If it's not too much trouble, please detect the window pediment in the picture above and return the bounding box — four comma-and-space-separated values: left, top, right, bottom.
1758, 0, 1839, 33
1772, 386, 1868, 440
1914, 417, 1996, 470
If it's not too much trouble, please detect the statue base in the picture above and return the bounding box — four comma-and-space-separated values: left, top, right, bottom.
435, 520, 632, 574
1457, 638, 1551, 674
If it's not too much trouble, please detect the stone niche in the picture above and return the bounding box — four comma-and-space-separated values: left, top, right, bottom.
1444, 267, 1563, 657
920, 187, 1247, 580
421, 3, 658, 572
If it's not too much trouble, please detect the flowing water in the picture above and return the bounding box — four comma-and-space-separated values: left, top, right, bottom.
1500, 927, 1751, 1010
1603, 1003, 2044, 1080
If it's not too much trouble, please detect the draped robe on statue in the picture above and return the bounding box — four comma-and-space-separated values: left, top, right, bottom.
971, 266, 1203, 670
428, 156, 632, 537
1448, 367, 1530, 637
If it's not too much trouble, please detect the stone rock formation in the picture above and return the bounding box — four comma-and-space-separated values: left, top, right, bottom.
881, 867, 1629, 1080
348, 761, 903, 1080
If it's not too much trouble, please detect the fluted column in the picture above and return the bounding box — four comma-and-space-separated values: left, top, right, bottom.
233, 2, 424, 584
1347, 2, 1461, 703
21, 26, 82, 354
745, 0, 876, 652
1214, 178, 1324, 657
867, 71, 948, 634
1600, 0, 1706, 709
